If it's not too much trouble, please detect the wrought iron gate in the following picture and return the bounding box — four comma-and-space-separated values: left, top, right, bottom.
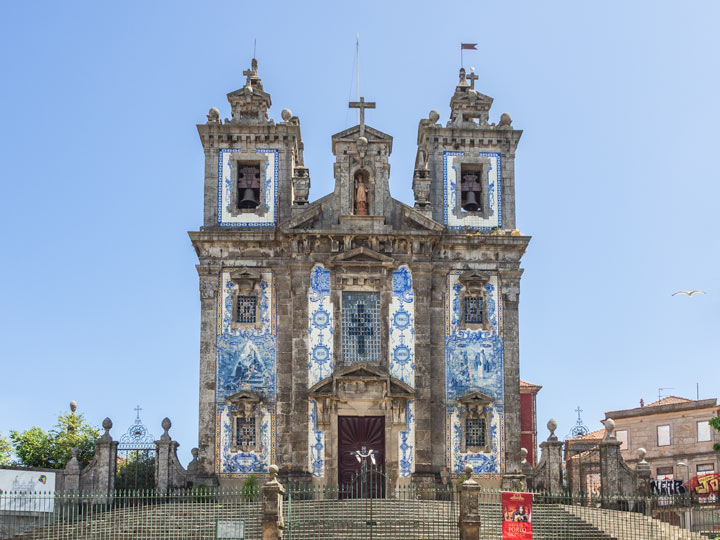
115, 406, 156, 490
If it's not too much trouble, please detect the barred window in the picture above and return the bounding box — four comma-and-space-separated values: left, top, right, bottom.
342, 292, 381, 364
235, 416, 256, 447
466, 418, 486, 447
236, 296, 257, 324
464, 296, 483, 324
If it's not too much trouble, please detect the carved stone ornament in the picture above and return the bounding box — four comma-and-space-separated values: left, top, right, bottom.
458, 270, 491, 294
228, 269, 262, 293
207, 107, 220, 124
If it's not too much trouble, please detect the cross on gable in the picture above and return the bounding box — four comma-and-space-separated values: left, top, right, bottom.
349, 96, 376, 137
467, 69, 479, 90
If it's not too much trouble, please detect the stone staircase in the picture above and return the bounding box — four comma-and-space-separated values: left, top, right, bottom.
4, 497, 711, 539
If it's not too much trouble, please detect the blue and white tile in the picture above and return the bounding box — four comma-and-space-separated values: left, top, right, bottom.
216, 270, 277, 475
398, 400, 415, 477
445, 271, 504, 475
217, 148, 279, 227
442, 151, 502, 230
308, 265, 333, 387
389, 265, 415, 387
308, 400, 325, 478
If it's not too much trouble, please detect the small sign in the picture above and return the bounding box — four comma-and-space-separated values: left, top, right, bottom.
216, 520, 244, 539
502, 491, 532, 540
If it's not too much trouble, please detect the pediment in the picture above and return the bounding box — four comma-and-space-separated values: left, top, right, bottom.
328, 246, 394, 267
308, 364, 414, 399
226, 390, 263, 404
458, 391, 494, 405
281, 200, 324, 230
332, 124, 392, 142
459, 270, 491, 291
398, 202, 444, 232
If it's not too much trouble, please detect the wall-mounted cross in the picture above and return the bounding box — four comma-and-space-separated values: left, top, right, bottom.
467, 69, 479, 90
349, 96, 376, 138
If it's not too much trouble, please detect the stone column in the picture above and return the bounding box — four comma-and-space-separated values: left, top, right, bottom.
634, 448, 652, 496
411, 264, 433, 481
538, 419, 564, 493
155, 418, 187, 491
500, 272, 522, 473
458, 465, 481, 540
64, 448, 81, 492
429, 268, 447, 472
598, 419, 622, 497
262, 464, 285, 540
197, 270, 220, 481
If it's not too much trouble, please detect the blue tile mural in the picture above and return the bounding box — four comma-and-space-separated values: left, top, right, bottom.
398, 400, 415, 478
445, 271, 504, 475
389, 265, 415, 387
308, 400, 325, 478
307, 264, 332, 477
442, 151, 502, 230
215, 271, 276, 476
217, 148, 279, 227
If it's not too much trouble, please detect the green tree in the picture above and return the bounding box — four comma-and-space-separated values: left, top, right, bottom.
0, 432, 12, 465
710, 416, 720, 452
10, 407, 100, 469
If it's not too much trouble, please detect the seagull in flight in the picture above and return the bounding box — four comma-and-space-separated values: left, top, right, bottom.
672, 290, 706, 296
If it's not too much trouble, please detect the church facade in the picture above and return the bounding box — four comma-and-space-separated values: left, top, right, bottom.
189, 59, 529, 486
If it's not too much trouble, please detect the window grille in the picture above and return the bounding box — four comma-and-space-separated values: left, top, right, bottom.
341, 292, 381, 364
235, 416, 256, 447
464, 296, 483, 324
466, 418, 486, 447
236, 295, 257, 324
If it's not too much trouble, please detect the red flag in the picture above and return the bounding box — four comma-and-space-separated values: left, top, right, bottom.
502, 491, 533, 539
461, 43, 478, 50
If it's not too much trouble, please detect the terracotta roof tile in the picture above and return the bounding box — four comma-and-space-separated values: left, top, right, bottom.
644, 396, 693, 408
566, 427, 605, 443
519, 380, 542, 390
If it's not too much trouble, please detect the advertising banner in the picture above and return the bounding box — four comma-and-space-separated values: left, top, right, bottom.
502, 491, 532, 540
0, 469, 56, 512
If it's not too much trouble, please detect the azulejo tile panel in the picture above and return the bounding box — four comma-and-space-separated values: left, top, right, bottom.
215, 271, 277, 476
445, 272, 505, 476
217, 148, 279, 227
398, 400, 415, 478
442, 151, 502, 229
389, 266, 415, 387
308, 265, 333, 387
308, 400, 325, 478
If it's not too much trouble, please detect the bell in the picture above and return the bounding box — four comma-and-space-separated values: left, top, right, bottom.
238, 188, 258, 208
462, 191, 480, 212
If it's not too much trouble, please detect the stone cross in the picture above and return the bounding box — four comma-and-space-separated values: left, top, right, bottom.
349, 96, 376, 137
467, 69, 479, 90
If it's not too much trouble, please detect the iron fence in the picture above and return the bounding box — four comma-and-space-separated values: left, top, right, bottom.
0, 485, 718, 540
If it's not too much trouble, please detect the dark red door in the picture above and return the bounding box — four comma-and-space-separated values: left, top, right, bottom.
338, 416, 385, 496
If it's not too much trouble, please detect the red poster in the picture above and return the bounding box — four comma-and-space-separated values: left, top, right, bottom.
502, 491, 533, 540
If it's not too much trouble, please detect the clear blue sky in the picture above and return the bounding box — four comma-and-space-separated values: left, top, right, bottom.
1, 1, 718, 465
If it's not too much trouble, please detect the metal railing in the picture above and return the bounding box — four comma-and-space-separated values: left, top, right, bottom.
0, 485, 718, 539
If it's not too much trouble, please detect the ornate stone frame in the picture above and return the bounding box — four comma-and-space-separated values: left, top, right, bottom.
458, 271, 491, 332
229, 269, 263, 330
350, 167, 375, 216
227, 152, 271, 218
451, 155, 492, 221
226, 391, 263, 454
458, 391, 493, 454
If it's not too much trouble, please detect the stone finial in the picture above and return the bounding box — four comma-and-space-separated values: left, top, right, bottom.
100, 417, 113, 441
497, 113, 512, 128
520, 447, 528, 464
604, 418, 616, 440
429, 110, 440, 124
637, 448, 647, 464
161, 417, 172, 441
70, 401, 77, 413
71, 448, 78, 459
547, 418, 558, 441
65, 447, 81, 475
191, 448, 199, 459
281, 108, 292, 122
268, 463, 280, 484
463, 464, 477, 485
207, 107, 220, 124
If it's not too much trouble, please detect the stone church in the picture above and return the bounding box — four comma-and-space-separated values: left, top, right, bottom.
190, 58, 529, 487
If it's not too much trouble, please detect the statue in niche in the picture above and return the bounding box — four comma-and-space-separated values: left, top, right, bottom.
354, 170, 369, 216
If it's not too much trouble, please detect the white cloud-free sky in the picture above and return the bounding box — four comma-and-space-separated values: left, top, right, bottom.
1, 1, 718, 464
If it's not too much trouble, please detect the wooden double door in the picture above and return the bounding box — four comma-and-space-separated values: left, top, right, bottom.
338, 416, 385, 497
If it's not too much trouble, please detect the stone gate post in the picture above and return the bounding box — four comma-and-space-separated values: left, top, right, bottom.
634, 448, 652, 495
155, 418, 188, 491
599, 419, 622, 497
537, 419, 564, 493
262, 464, 285, 540
458, 465, 481, 540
